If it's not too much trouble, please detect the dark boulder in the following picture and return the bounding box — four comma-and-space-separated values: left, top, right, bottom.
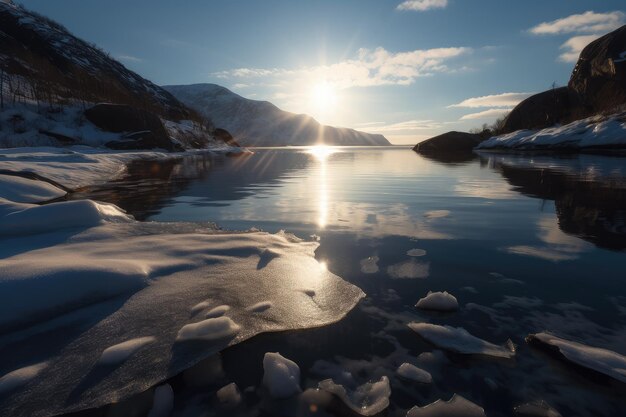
413, 131, 487, 156
85, 104, 176, 151
213, 127, 241, 147
500, 87, 586, 134
569, 25, 626, 113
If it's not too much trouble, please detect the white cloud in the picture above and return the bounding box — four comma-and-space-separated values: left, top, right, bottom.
529, 11, 625, 35
449, 92, 532, 108
397, 0, 447, 12
212, 46, 471, 88
358, 119, 443, 132
117, 55, 142, 63
558, 34, 601, 62
459, 108, 512, 120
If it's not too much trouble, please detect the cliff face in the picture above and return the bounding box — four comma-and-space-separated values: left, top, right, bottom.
164, 83, 391, 147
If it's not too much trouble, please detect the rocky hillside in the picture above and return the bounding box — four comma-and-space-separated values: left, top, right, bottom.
164, 84, 391, 147
0, 2, 228, 150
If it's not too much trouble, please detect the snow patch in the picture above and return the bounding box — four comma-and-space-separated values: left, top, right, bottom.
247, 301, 273, 313
205, 305, 231, 318
176, 317, 240, 342
0, 362, 47, 395
98, 337, 156, 365
0, 174, 66, 203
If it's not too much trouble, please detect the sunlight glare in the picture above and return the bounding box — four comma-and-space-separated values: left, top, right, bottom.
307, 145, 335, 161
309, 82, 338, 114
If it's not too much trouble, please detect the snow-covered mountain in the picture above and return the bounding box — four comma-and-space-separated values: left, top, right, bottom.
164, 84, 390, 147
0, 2, 193, 120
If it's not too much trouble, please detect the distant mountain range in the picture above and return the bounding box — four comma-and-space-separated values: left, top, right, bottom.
164, 84, 390, 147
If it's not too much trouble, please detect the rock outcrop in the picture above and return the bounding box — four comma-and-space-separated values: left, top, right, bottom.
413, 131, 488, 158
569, 25, 626, 114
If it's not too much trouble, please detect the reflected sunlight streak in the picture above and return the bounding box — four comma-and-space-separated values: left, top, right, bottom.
307, 145, 335, 229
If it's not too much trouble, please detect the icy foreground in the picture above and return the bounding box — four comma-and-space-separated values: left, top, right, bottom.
319, 376, 391, 416
526, 332, 626, 383
408, 323, 515, 358
0, 149, 365, 417
477, 112, 626, 151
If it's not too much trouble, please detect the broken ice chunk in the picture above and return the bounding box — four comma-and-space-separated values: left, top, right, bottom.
408, 323, 515, 358
415, 291, 459, 311
526, 332, 626, 383
406, 394, 486, 417
262, 352, 301, 399
318, 376, 391, 416
216, 383, 242, 408
396, 363, 432, 384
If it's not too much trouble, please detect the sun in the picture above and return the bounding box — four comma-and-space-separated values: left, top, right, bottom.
310, 82, 338, 111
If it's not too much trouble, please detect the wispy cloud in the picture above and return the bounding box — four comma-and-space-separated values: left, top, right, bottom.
358, 119, 443, 132
558, 34, 601, 62
117, 54, 142, 63
449, 92, 532, 108
212, 46, 471, 88
529, 11, 625, 35
529, 11, 625, 63
460, 108, 512, 120
396, 0, 447, 12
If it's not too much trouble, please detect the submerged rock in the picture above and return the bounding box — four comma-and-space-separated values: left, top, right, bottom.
413, 131, 487, 156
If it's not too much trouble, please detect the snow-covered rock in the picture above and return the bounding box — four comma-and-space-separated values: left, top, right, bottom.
318, 376, 391, 416
526, 332, 626, 383
477, 112, 626, 151
0, 175, 66, 203
415, 291, 459, 311
0, 198, 132, 236
406, 394, 486, 417
408, 323, 515, 358
176, 317, 241, 342
147, 384, 174, 417
164, 84, 390, 147
396, 363, 432, 384
98, 337, 156, 365
262, 352, 302, 399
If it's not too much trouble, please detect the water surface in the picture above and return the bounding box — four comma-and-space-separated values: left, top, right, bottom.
73, 146, 626, 417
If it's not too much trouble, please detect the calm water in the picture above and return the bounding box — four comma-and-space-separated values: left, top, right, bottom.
73, 147, 626, 417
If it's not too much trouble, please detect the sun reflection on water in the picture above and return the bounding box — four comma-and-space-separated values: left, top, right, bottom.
306, 146, 335, 229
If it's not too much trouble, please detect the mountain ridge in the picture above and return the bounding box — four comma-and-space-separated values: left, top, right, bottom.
164, 83, 391, 147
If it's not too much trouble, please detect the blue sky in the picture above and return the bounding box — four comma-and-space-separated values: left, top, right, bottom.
20, 0, 626, 144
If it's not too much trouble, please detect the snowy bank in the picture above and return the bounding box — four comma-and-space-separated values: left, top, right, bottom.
477, 112, 626, 151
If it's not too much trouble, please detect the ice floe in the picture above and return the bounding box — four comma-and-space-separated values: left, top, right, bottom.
0, 174, 66, 203
526, 332, 626, 383
415, 291, 459, 311
262, 352, 301, 399
423, 210, 450, 219
98, 337, 156, 365
176, 317, 241, 342
387, 259, 430, 279
318, 376, 391, 416
406, 394, 486, 417
396, 363, 432, 384
408, 323, 515, 358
